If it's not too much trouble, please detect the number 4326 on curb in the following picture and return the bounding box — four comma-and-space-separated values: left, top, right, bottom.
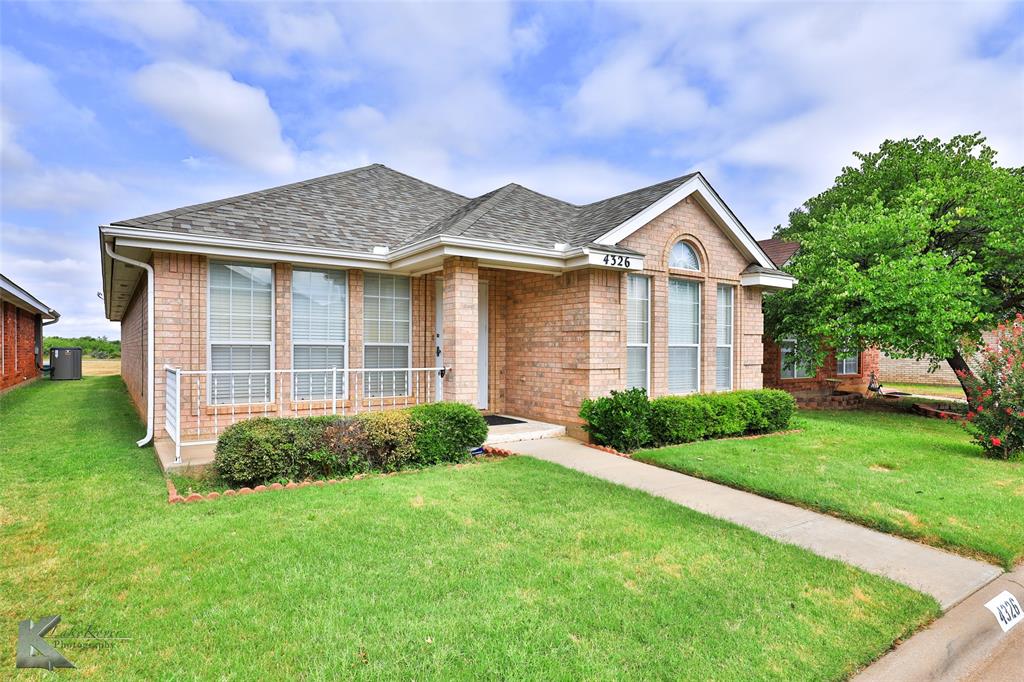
984, 591, 1023, 632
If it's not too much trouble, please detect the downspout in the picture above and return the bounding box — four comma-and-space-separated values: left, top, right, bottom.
104, 241, 155, 447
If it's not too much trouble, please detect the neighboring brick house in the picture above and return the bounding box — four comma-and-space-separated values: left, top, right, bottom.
757, 239, 881, 403
99, 164, 794, 466
1, 274, 59, 392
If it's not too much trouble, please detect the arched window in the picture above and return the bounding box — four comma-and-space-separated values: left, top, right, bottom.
669, 241, 700, 271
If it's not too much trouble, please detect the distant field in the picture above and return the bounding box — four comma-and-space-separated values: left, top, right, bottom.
885, 382, 965, 399
82, 359, 121, 377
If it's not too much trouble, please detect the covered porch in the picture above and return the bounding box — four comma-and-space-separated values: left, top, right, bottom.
156, 255, 616, 469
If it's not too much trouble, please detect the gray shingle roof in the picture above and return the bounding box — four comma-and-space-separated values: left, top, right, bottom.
109, 164, 701, 253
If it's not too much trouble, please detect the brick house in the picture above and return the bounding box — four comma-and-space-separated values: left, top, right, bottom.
757, 238, 881, 405
1, 274, 59, 392
99, 164, 794, 466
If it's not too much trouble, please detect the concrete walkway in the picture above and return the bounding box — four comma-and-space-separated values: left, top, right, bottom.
507, 437, 1002, 610
856, 565, 1024, 681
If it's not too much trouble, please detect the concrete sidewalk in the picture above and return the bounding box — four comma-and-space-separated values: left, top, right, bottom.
856, 565, 1024, 681
507, 437, 1002, 610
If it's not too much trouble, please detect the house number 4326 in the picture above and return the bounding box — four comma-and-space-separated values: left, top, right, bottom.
985, 591, 1023, 632
602, 254, 631, 268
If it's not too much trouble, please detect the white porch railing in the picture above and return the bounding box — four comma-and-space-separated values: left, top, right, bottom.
162, 365, 447, 464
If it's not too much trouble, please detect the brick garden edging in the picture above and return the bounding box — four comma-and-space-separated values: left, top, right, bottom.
167, 448, 519, 504
584, 442, 631, 458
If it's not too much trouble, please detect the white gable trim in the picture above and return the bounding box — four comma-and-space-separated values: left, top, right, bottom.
593, 174, 775, 269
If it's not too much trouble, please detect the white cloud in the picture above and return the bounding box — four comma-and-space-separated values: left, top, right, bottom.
568, 48, 708, 136
2, 167, 123, 212
266, 7, 343, 56
133, 62, 295, 174
83, 0, 249, 66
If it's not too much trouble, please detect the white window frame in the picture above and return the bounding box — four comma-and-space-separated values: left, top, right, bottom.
291, 267, 349, 401
716, 284, 734, 391
362, 272, 412, 398
207, 260, 275, 405
626, 274, 650, 391
780, 339, 814, 379
668, 277, 701, 394
669, 241, 701, 271
836, 351, 860, 375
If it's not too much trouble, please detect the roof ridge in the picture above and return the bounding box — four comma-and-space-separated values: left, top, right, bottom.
581, 172, 698, 208
113, 163, 383, 226
374, 164, 469, 201
445, 184, 520, 236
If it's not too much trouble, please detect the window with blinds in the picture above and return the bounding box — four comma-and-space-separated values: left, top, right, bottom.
292, 268, 347, 400
716, 284, 734, 391
668, 278, 700, 393
363, 273, 411, 397
780, 339, 815, 379
626, 274, 649, 391
208, 261, 273, 404
836, 352, 859, 375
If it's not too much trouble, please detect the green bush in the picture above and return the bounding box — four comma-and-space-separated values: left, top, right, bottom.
409, 402, 488, 465
649, 396, 710, 445
698, 393, 748, 438
214, 416, 337, 486
741, 389, 796, 432
357, 410, 417, 472
579, 388, 653, 452
579, 388, 797, 451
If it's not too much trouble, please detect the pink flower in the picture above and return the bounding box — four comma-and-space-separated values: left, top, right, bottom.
977, 405, 984, 412
991, 437, 1002, 447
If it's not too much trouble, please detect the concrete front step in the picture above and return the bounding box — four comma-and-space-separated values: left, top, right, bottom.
485, 417, 565, 445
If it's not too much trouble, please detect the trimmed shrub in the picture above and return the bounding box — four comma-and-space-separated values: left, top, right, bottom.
649, 396, 710, 445
579, 387, 797, 451
696, 393, 747, 438
214, 416, 337, 486
579, 388, 653, 452
742, 389, 796, 432
322, 418, 374, 477
409, 402, 488, 465
357, 410, 417, 472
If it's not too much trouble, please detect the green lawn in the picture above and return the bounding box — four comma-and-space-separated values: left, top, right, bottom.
637, 410, 1023, 569
1, 378, 937, 680
884, 382, 966, 400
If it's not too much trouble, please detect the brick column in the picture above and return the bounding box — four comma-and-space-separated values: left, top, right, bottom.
274, 263, 292, 410
442, 257, 479, 404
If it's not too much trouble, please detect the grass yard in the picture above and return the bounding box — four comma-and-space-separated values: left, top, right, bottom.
637, 410, 1024, 570
82, 358, 122, 377
1, 378, 938, 680
884, 382, 966, 400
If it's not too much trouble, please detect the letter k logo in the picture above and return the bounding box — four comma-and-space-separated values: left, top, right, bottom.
17, 616, 75, 669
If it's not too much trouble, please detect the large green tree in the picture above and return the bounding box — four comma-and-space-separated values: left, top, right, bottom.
766, 133, 1024, 399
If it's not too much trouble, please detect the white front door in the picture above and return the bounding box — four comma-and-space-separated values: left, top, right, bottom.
477, 282, 489, 409
434, 279, 444, 401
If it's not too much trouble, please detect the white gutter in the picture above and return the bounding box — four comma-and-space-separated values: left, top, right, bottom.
104, 241, 154, 447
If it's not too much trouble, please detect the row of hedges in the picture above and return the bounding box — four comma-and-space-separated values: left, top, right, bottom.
579, 388, 796, 452
214, 402, 489, 487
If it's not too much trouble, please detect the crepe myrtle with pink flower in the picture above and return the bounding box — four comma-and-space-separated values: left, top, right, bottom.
959, 314, 1024, 460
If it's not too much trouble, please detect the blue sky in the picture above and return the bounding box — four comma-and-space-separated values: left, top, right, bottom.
2, 1, 1021, 338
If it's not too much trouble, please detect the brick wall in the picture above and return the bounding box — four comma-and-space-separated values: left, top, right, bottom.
120, 278, 148, 416
762, 340, 881, 396
877, 332, 995, 386
0, 301, 41, 391
619, 195, 765, 395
